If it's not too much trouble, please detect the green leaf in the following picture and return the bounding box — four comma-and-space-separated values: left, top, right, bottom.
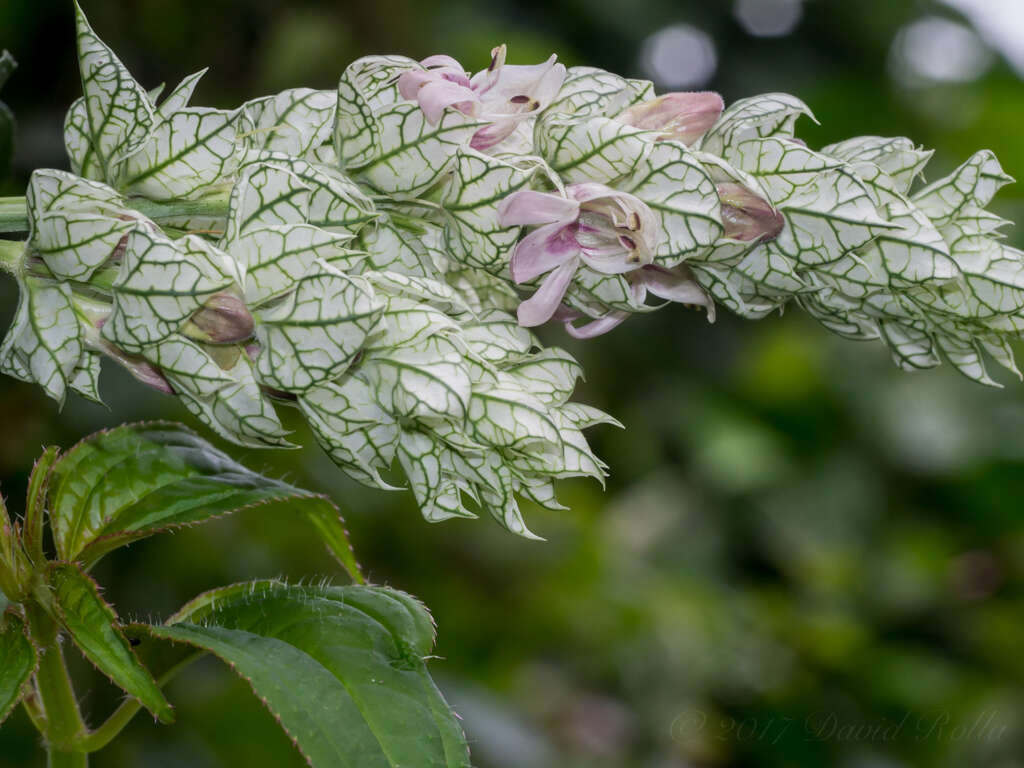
0, 611, 37, 725
46, 422, 361, 580
144, 581, 470, 768
50, 563, 173, 723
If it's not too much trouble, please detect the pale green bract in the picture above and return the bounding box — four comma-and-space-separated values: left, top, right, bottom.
2, 4, 1022, 536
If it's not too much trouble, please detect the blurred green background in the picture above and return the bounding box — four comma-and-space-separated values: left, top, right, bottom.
3, 0, 1024, 766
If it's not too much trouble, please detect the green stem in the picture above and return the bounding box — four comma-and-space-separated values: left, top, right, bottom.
0, 194, 231, 236
77, 650, 202, 754
47, 749, 88, 768
0, 196, 26, 234
26, 603, 88, 766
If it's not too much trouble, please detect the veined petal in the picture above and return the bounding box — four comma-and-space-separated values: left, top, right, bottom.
498, 189, 580, 227
416, 79, 479, 124
510, 222, 580, 283
518, 257, 579, 327
397, 69, 437, 100
470, 121, 518, 151
564, 311, 629, 338
640, 265, 716, 320
421, 54, 466, 72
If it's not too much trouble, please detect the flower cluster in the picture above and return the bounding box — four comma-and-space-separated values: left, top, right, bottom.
1, 5, 1021, 536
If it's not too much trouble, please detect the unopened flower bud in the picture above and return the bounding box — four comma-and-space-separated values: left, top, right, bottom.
184, 292, 254, 344
616, 92, 724, 145
716, 182, 785, 242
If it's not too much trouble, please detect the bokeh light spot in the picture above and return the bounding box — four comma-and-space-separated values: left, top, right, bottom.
733, 0, 803, 38
639, 24, 717, 90
889, 16, 993, 88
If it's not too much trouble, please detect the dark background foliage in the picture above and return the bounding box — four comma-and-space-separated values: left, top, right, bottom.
2, 1, 1024, 765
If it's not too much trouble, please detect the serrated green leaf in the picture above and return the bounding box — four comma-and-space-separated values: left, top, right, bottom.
50, 562, 173, 722
0, 275, 83, 405
45, 422, 360, 578
0, 612, 37, 725
145, 581, 469, 768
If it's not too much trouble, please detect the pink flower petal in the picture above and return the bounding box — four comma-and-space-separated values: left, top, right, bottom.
421, 54, 465, 71
417, 80, 479, 124
470, 121, 517, 151
564, 311, 629, 339
616, 91, 724, 145
510, 222, 579, 283
640, 265, 716, 321
497, 189, 580, 227
517, 257, 579, 327
398, 70, 436, 100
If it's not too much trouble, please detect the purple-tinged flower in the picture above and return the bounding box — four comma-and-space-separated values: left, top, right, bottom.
615, 92, 724, 145
185, 292, 255, 344
398, 45, 566, 151
498, 183, 659, 327
717, 182, 785, 242
560, 264, 715, 339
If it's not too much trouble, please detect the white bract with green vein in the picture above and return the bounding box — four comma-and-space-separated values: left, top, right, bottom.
2, 4, 1021, 536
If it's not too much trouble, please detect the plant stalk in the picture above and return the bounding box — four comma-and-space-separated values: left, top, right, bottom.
0, 194, 231, 235
25, 603, 89, 767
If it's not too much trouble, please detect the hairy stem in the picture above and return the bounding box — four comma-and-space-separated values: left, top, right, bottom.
26, 603, 89, 766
